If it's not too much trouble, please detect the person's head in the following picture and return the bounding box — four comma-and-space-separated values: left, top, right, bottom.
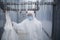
26, 10, 35, 20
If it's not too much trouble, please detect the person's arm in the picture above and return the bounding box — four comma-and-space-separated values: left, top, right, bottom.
12, 22, 18, 32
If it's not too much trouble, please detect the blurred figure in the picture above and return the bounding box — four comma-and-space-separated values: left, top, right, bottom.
13, 10, 43, 40
1, 11, 19, 40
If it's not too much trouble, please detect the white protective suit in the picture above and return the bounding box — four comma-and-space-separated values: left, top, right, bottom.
13, 11, 43, 40
1, 12, 19, 40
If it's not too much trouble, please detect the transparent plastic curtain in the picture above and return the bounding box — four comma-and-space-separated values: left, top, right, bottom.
0, 0, 54, 40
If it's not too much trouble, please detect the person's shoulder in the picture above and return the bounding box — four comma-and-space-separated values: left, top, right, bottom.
35, 18, 42, 24
21, 19, 28, 24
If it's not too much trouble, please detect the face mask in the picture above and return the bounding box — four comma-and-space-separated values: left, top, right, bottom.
27, 16, 33, 21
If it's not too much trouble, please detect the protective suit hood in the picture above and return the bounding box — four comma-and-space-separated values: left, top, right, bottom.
26, 11, 36, 20
27, 11, 35, 17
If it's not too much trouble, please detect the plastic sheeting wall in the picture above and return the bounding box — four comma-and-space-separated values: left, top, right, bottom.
0, 0, 53, 40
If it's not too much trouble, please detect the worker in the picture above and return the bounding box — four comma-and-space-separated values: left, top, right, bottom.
14, 10, 43, 40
